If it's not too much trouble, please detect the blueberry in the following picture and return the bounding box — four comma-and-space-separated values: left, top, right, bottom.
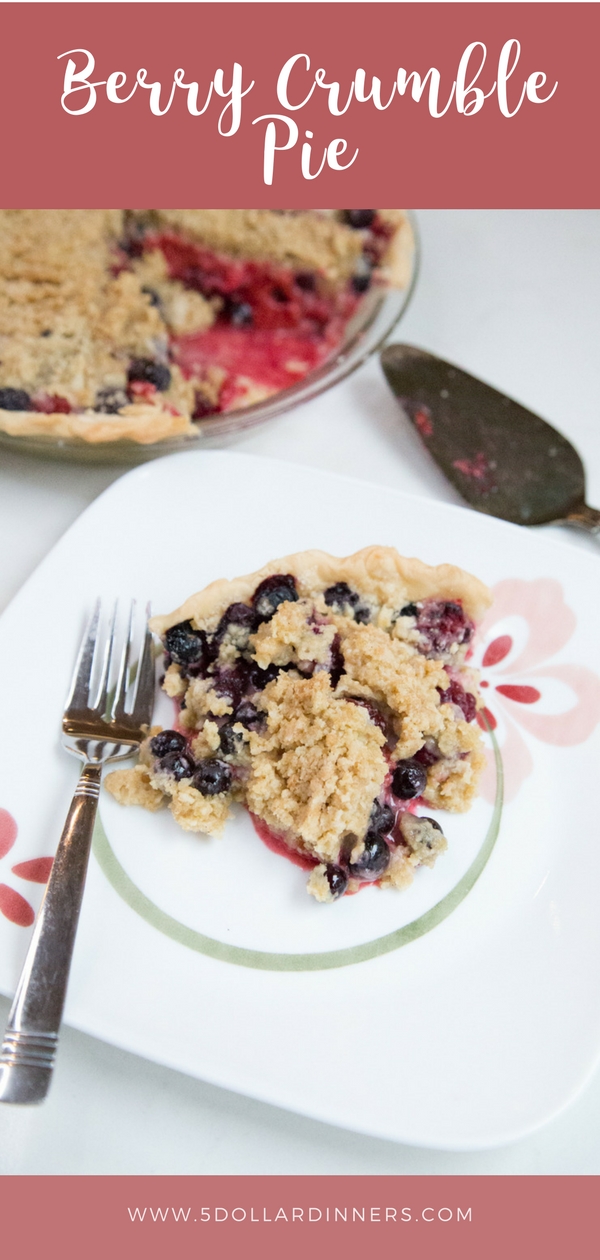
329, 635, 345, 689
344, 210, 376, 229
346, 831, 390, 881
150, 730, 187, 758
159, 750, 195, 781
323, 583, 370, 622
215, 602, 258, 644
164, 620, 209, 668
252, 574, 298, 622
325, 863, 348, 900
0, 387, 31, 411
248, 660, 281, 689
369, 801, 395, 835
193, 759, 232, 796
127, 358, 171, 392
351, 273, 372, 294
296, 660, 316, 679
227, 300, 253, 327
119, 236, 144, 259
295, 271, 316, 292
425, 816, 442, 832
192, 392, 219, 420
392, 759, 428, 800
119, 212, 155, 257
95, 386, 129, 414
234, 700, 261, 728
119, 222, 146, 258
323, 582, 359, 610
141, 286, 161, 308
353, 607, 371, 624
414, 741, 441, 768
213, 662, 252, 709
400, 602, 419, 617
219, 724, 242, 757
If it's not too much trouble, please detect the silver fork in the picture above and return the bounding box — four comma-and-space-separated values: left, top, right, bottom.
0, 600, 155, 1105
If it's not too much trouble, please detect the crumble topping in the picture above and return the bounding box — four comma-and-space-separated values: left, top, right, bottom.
246, 672, 387, 863
104, 763, 164, 812
306, 864, 339, 904
0, 210, 165, 408
163, 662, 188, 698
335, 621, 448, 759
250, 599, 337, 671
180, 680, 234, 726
104, 546, 492, 902
130, 249, 216, 336
423, 717, 486, 812
168, 785, 231, 836
156, 209, 364, 286
0, 210, 412, 444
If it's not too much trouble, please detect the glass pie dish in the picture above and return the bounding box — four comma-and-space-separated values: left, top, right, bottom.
0, 212, 419, 466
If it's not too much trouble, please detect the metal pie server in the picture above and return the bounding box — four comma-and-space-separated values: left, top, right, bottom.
381, 344, 600, 537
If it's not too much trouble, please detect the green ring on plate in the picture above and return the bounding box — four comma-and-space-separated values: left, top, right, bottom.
93, 727, 503, 972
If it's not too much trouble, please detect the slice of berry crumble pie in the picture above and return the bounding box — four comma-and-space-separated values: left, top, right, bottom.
105, 547, 492, 903
0, 209, 411, 445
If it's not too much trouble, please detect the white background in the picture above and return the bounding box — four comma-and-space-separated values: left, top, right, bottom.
0, 210, 599, 1172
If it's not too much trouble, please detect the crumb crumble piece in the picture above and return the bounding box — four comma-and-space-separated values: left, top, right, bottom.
104, 764, 164, 812
169, 785, 230, 836
163, 663, 187, 698
307, 864, 334, 903
250, 599, 336, 671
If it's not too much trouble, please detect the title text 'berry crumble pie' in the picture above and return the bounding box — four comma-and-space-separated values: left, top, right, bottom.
105, 546, 492, 903
0, 209, 411, 446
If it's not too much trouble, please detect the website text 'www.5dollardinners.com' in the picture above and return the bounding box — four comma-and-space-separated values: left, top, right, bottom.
127, 1204, 472, 1225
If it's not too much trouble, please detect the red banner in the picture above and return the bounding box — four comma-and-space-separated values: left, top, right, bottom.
2, 1175, 600, 1259
0, 2, 598, 207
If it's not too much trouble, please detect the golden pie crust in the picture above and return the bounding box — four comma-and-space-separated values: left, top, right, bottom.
149, 545, 492, 636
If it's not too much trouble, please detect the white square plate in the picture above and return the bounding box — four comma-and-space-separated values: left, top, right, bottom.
1, 450, 599, 1150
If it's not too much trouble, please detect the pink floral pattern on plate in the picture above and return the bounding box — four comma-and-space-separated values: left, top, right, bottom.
0, 808, 53, 926
474, 579, 600, 801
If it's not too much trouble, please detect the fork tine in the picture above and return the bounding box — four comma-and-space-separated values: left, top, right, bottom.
64, 599, 101, 711
112, 600, 136, 720
93, 600, 119, 717
130, 603, 155, 726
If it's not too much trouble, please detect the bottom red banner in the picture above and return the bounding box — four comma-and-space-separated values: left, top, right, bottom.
1, 1175, 597, 1258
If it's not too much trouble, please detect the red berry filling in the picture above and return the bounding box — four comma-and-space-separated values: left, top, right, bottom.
137, 231, 363, 409
415, 600, 474, 656
437, 677, 477, 722
33, 394, 72, 414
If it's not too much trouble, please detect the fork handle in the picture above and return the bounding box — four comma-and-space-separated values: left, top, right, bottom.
0, 762, 101, 1105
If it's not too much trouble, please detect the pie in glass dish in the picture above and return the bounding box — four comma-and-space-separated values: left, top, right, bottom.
0, 209, 412, 445
105, 546, 492, 903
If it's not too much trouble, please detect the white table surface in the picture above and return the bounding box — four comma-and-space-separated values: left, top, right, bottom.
0, 210, 599, 1174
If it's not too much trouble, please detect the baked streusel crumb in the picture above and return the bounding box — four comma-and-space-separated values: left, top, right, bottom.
105, 547, 492, 903
0, 209, 412, 444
